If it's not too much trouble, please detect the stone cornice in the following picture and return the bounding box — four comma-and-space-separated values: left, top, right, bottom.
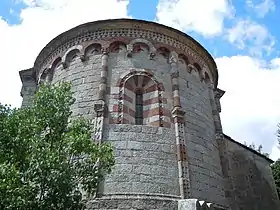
33, 19, 219, 87
19, 68, 36, 83
215, 88, 225, 99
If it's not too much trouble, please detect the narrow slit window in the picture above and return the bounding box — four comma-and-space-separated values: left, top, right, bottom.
135, 90, 143, 125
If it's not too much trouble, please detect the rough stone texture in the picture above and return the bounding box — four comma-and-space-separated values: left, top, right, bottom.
179, 72, 227, 207
87, 195, 178, 210
225, 135, 280, 210
52, 54, 101, 121
178, 199, 218, 210
19, 68, 37, 107
101, 124, 179, 196
19, 19, 280, 210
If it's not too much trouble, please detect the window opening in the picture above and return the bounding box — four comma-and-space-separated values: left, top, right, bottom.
135, 90, 143, 125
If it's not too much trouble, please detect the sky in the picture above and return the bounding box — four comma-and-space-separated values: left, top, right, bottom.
0, 0, 280, 160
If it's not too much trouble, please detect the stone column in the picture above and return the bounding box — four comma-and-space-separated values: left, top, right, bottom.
98, 49, 109, 101
207, 83, 234, 210
170, 54, 191, 199
93, 49, 109, 143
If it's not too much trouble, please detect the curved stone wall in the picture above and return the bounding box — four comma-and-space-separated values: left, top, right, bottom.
31, 19, 227, 209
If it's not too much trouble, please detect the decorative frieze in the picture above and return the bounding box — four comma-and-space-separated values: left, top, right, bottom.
34, 20, 217, 85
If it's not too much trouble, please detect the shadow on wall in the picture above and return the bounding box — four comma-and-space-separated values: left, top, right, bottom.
230, 150, 280, 210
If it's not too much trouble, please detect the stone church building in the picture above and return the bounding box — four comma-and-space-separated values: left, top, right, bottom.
19, 19, 279, 210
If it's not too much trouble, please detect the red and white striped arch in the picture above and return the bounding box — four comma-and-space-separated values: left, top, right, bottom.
109, 69, 171, 128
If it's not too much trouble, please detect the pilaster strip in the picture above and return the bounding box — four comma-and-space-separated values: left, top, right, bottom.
207, 83, 234, 209
93, 49, 109, 143
93, 50, 109, 197
170, 55, 191, 199
98, 50, 109, 101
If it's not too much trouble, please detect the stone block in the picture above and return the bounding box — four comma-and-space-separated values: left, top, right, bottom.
178, 199, 216, 210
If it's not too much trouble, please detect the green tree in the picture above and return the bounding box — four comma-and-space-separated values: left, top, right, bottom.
271, 159, 280, 198
0, 83, 114, 210
272, 123, 280, 198
243, 141, 269, 157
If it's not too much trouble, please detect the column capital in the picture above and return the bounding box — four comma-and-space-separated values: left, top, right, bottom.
101, 47, 109, 55
94, 100, 106, 117
80, 54, 86, 62
149, 52, 156, 60
169, 54, 178, 64
172, 107, 185, 124
126, 44, 133, 57
172, 107, 185, 116
171, 72, 179, 79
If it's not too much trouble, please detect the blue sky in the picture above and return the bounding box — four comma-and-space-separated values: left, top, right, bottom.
0, 0, 280, 160
1, 0, 279, 59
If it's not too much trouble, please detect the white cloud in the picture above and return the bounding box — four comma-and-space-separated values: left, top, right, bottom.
216, 55, 280, 160
226, 19, 275, 56
156, 0, 234, 37
246, 0, 275, 17
270, 142, 280, 161
1, 0, 279, 162
0, 0, 130, 107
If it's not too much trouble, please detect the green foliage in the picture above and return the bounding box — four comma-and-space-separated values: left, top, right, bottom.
0, 83, 115, 210
272, 123, 280, 198
272, 159, 280, 198
243, 141, 270, 158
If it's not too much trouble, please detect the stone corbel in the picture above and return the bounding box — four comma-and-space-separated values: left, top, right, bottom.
214, 88, 225, 99
149, 52, 156, 60
126, 44, 133, 57
187, 64, 195, 74
80, 54, 86, 62
169, 55, 178, 64
200, 75, 205, 83
169, 51, 178, 64
101, 47, 109, 54
214, 88, 225, 113
62, 62, 67, 69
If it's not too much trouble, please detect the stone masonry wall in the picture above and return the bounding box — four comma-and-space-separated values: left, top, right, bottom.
19, 19, 280, 210
51, 51, 101, 121
87, 195, 178, 210
32, 37, 225, 207
49, 42, 181, 199
102, 124, 180, 197
225, 136, 280, 210
107, 43, 173, 127
179, 68, 227, 208
20, 19, 232, 210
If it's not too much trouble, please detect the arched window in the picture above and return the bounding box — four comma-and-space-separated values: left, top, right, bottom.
112, 71, 171, 128
135, 89, 143, 125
